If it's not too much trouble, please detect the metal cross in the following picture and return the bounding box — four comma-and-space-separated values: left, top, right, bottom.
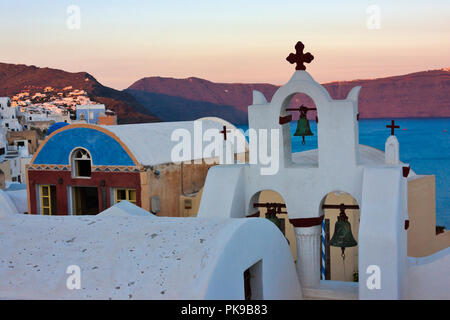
220, 125, 231, 141
286, 41, 314, 71
386, 120, 400, 136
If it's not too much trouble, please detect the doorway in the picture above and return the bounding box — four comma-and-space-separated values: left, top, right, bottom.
244, 260, 263, 300
72, 186, 99, 215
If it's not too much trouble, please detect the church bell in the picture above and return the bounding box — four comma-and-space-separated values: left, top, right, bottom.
330, 214, 357, 256
266, 212, 285, 235
294, 114, 314, 145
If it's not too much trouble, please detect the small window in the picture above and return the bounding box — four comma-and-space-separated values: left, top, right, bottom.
115, 188, 137, 204
184, 199, 192, 209
39, 185, 57, 215
71, 148, 92, 178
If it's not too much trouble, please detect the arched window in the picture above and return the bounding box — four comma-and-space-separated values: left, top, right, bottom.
71, 148, 92, 178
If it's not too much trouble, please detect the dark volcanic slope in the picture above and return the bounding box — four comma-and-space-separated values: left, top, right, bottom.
129, 76, 277, 114
126, 89, 248, 124
0, 63, 160, 124
129, 69, 450, 119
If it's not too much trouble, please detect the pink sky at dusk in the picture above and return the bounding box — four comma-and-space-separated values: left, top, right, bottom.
1, 0, 449, 90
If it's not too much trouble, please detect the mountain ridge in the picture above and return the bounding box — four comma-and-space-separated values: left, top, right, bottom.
1, 62, 449, 124
129, 68, 450, 121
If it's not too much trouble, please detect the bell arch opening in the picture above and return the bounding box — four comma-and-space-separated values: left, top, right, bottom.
279, 93, 318, 165
247, 189, 297, 263
319, 191, 360, 283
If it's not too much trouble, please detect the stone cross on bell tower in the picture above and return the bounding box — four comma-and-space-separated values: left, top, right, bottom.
219, 125, 234, 165
286, 41, 314, 70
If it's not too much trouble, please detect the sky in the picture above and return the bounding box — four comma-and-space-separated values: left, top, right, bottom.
0, 0, 449, 90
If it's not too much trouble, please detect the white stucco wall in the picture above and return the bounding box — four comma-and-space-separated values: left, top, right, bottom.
0, 98, 22, 132
359, 166, 409, 299
0, 210, 301, 300
3, 183, 28, 214
0, 189, 19, 218
406, 247, 450, 299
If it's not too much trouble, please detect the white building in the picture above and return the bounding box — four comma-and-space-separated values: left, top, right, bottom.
197, 68, 449, 299
22, 106, 71, 130
0, 125, 31, 185
76, 104, 106, 124
0, 97, 22, 132
0, 127, 6, 158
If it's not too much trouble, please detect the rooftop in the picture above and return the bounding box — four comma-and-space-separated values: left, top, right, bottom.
102, 118, 247, 166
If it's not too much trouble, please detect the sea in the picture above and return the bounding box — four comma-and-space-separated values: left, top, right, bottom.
236, 118, 450, 228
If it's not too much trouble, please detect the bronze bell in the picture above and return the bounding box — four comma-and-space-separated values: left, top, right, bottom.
330, 207, 357, 257
266, 211, 286, 235
294, 114, 314, 145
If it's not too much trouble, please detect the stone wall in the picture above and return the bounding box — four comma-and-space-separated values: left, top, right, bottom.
407, 175, 450, 257
147, 160, 217, 217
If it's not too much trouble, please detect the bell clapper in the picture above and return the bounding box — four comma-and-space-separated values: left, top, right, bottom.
341, 247, 347, 280
341, 247, 346, 259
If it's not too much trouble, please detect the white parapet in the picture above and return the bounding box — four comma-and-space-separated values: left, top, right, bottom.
0, 208, 302, 300
385, 135, 400, 165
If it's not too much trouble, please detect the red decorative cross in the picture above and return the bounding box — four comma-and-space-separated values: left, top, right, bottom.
220, 125, 231, 141
286, 41, 314, 71
386, 120, 400, 135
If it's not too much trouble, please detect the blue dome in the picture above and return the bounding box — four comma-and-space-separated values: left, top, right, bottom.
47, 122, 70, 135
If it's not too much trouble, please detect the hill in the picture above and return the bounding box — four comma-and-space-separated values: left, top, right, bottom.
129, 69, 450, 121
0, 63, 160, 124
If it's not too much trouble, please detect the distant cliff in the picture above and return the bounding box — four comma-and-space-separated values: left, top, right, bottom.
1, 62, 449, 125
129, 69, 450, 121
